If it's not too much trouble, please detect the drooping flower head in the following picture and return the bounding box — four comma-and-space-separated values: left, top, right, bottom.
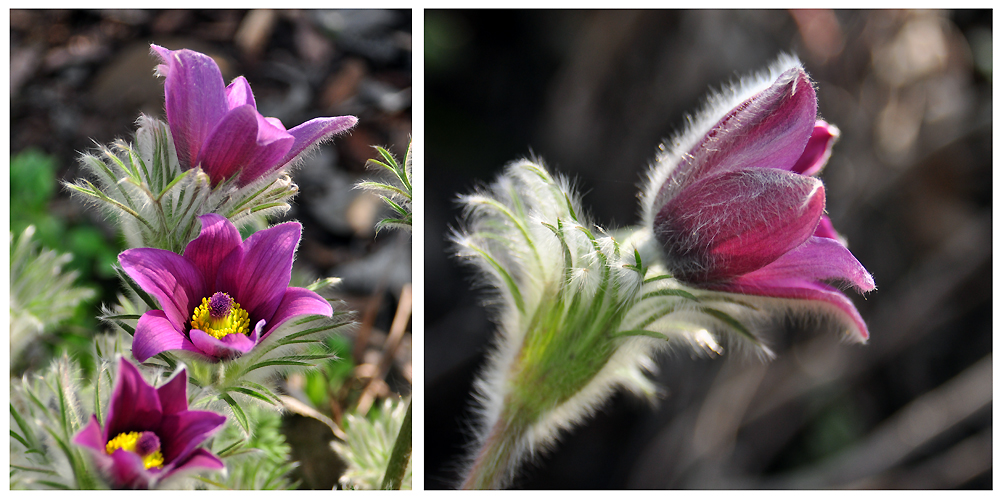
73, 358, 226, 489
643, 55, 875, 340
151, 44, 357, 187
119, 213, 333, 362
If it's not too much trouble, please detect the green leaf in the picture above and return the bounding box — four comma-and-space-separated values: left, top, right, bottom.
244, 359, 313, 374
699, 307, 761, 345
641, 288, 699, 301
228, 386, 277, 405
220, 394, 250, 434
614, 329, 670, 340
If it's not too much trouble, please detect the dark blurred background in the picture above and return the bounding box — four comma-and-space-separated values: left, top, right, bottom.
425, 10, 991, 489
10, 9, 412, 489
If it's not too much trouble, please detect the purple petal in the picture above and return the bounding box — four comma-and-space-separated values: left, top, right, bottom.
225, 76, 256, 110
156, 409, 227, 465
156, 367, 189, 416
278, 115, 358, 167
235, 114, 295, 186
814, 215, 843, 242
108, 448, 155, 489
195, 104, 261, 183
654, 168, 825, 284
119, 248, 207, 332
718, 237, 875, 341
656, 67, 817, 206
183, 214, 243, 291
106, 358, 163, 441
73, 415, 108, 453
734, 237, 876, 292
151, 45, 227, 171
189, 328, 258, 361
263, 287, 333, 340
217, 222, 300, 323
790, 120, 840, 176
132, 310, 199, 363
160, 448, 225, 482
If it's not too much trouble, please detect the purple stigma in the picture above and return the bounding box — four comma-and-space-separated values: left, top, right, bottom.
135, 432, 161, 457
208, 292, 234, 319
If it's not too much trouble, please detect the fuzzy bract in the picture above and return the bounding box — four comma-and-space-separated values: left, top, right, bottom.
644, 56, 875, 341
151, 44, 357, 187
119, 213, 333, 362
73, 358, 226, 489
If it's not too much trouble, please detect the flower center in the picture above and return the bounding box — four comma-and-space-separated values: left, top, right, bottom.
105, 431, 164, 470
190, 292, 250, 340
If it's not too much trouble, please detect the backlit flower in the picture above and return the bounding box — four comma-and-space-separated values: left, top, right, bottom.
151, 44, 357, 187
73, 358, 226, 489
646, 57, 875, 340
119, 213, 333, 362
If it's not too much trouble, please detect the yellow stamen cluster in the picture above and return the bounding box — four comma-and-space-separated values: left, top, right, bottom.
105, 432, 165, 469
190, 293, 250, 340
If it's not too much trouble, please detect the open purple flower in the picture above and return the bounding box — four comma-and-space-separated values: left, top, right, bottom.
74, 358, 226, 489
119, 213, 333, 362
151, 44, 357, 187
650, 61, 875, 340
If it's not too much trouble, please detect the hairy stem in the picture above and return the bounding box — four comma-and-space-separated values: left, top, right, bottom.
380, 399, 412, 490
461, 411, 525, 489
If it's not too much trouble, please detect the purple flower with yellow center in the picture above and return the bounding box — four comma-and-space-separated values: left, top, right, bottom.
648, 60, 875, 340
73, 358, 226, 489
119, 213, 333, 362
151, 44, 357, 187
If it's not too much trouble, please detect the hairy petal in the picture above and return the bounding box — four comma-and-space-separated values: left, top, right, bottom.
161, 448, 225, 481
196, 104, 261, 183
73, 415, 108, 452
655, 168, 825, 283
235, 114, 295, 186
657, 67, 817, 204
278, 115, 358, 166
263, 287, 333, 340
183, 214, 243, 291
151, 45, 227, 170
157, 410, 227, 465
224, 76, 256, 110
218, 222, 300, 323
156, 367, 190, 416
106, 358, 163, 441
813, 215, 843, 242
108, 448, 155, 489
734, 236, 875, 291
132, 310, 199, 362
719, 237, 875, 340
188, 328, 258, 361
120, 248, 207, 331
790, 120, 840, 176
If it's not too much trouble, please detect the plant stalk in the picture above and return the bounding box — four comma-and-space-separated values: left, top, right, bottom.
380, 399, 412, 490
460, 411, 524, 489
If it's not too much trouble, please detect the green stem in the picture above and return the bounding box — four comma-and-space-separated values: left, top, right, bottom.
379, 399, 412, 490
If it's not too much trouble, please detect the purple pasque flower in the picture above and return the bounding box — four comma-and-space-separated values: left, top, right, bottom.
119, 213, 333, 362
151, 44, 357, 187
650, 61, 875, 340
73, 358, 226, 489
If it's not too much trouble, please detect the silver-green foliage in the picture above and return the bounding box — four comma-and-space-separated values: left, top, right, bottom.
67, 115, 299, 253
106, 279, 355, 438
452, 160, 767, 488
356, 142, 412, 233
332, 398, 412, 490
10, 226, 96, 361
200, 405, 299, 490
10, 354, 103, 489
